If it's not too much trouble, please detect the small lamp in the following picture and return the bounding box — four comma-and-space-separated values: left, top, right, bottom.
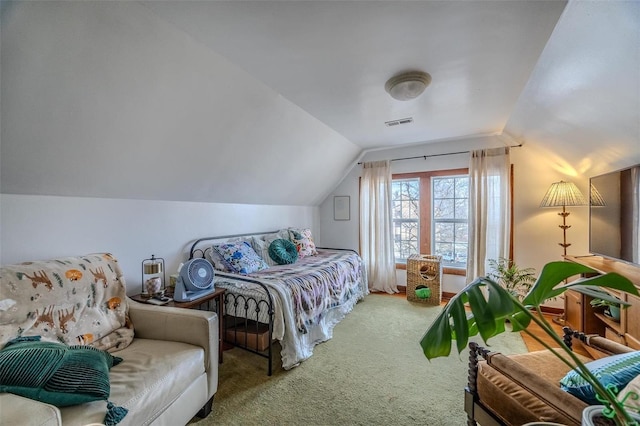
141, 254, 165, 296
540, 181, 587, 256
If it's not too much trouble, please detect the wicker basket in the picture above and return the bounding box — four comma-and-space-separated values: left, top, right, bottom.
406, 254, 442, 305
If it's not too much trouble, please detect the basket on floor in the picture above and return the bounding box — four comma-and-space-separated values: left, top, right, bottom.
406, 254, 442, 305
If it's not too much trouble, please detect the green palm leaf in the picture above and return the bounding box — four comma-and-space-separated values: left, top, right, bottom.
420, 261, 639, 361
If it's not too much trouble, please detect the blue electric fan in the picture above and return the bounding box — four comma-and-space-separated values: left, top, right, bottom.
174, 258, 215, 302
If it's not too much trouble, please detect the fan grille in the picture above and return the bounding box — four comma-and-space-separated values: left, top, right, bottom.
184, 259, 214, 289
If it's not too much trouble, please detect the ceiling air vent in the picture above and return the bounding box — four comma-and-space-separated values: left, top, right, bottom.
385, 117, 413, 127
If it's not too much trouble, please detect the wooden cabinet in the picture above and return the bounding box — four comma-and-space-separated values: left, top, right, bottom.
563, 255, 640, 350
564, 289, 583, 331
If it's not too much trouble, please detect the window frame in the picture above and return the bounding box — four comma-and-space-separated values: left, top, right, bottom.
392, 168, 468, 276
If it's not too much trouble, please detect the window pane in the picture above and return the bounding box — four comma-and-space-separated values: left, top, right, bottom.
392, 178, 420, 262
455, 177, 469, 198
432, 175, 469, 267
433, 178, 455, 198
433, 199, 454, 219
434, 243, 454, 262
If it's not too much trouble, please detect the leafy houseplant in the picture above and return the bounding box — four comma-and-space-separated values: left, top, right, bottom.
590, 298, 622, 321
420, 261, 639, 425
487, 257, 536, 300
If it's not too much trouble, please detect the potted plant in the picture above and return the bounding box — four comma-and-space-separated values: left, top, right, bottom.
420, 261, 639, 425
487, 257, 536, 300
590, 298, 622, 321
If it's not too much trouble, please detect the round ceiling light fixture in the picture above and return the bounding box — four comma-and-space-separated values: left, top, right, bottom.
385, 71, 432, 101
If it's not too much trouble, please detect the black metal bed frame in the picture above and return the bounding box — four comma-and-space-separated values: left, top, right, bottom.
188, 231, 361, 376
189, 231, 277, 376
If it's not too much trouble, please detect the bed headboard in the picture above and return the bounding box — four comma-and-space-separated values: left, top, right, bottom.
188, 230, 280, 260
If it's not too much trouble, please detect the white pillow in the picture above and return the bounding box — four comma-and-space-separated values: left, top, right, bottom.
251, 230, 290, 266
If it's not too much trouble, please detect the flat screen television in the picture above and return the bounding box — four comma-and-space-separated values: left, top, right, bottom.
589, 164, 640, 265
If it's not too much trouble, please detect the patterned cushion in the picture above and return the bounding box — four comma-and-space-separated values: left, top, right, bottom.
251, 230, 290, 267
268, 239, 299, 265
207, 248, 230, 272
560, 351, 640, 404
213, 241, 269, 274
0, 253, 134, 352
288, 228, 318, 258
618, 373, 640, 411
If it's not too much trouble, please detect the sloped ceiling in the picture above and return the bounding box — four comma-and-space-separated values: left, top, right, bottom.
504, 0, 640, 174
1, 1, 639, 206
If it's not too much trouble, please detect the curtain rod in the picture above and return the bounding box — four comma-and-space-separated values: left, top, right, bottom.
357, 143, 522, 165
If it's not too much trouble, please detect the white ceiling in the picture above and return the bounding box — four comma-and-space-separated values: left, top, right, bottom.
2, 0, 638, 206
143, 0, 567, 149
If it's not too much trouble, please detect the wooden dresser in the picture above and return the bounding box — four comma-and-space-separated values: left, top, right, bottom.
563, 255, 640, 355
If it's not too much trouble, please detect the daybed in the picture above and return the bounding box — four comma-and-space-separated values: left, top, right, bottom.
0, 253, 218, 426
188, 228, 368, 375
465, 327, 635, 426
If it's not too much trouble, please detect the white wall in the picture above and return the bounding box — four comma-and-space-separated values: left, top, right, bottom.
0, 194, 318, 295
1, 1, 360, 206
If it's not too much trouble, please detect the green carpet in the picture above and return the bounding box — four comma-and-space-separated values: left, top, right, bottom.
191, 293, 527, 426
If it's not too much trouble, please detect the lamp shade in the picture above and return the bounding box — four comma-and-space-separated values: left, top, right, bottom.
540, 181, 587, 207
590, 184, 606, 207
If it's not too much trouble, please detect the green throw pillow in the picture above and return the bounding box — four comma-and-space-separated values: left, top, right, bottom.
560, 350, 640, 404
268, 238, 299, 265
0, 336, 127, 425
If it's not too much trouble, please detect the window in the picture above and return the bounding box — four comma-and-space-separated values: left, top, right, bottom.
432, 175, 469, 269
391, 179, 420, 262
391, 169, 468, 273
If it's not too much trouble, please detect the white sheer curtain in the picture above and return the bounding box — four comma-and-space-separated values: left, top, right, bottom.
466, 147, 511, 281
360, 160, 398, 293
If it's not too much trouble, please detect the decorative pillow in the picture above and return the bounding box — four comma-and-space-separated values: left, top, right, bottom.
0, 253, 134, 352
251, 230, 290, 267
560, 351, 640, 404
268, 239, 299, 265
0, 336, 128, 425
288, 228, 318, 258
207, 248, 230, 272
618, 373, 640, 412
213, 241, 269, 274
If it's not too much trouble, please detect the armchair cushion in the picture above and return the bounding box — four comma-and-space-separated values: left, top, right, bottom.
478, 350, 591, 425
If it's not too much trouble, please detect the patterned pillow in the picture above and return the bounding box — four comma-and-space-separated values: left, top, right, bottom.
207, 248, 230, 272
288, 228, 318, 258
213, 241, 269, 274
560, 351, 640, 404
618, 372, 640, 411
251, 230, 290, 267
0, 253, 134, 352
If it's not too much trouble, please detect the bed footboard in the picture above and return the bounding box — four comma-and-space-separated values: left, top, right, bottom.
216, 272, 275, 376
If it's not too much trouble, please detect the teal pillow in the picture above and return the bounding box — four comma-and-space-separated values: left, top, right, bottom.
0, 336, 127, 425
268, 239, 299, 265
560, 350, 640, 404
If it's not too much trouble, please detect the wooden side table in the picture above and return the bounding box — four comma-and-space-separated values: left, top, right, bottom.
131, 287, 226, 363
